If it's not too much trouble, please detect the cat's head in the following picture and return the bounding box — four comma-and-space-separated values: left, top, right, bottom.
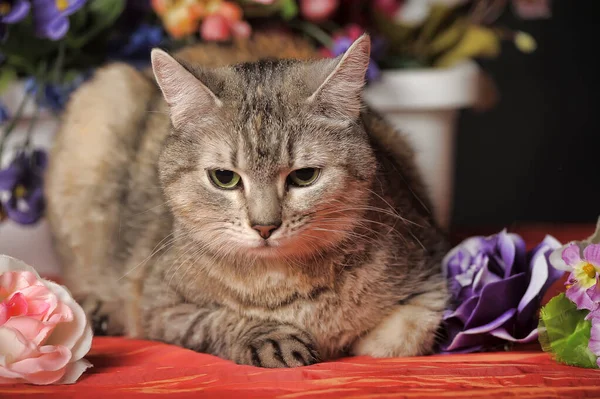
152, 35, 377, 262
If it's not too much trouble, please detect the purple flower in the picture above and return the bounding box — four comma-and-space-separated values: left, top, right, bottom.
329, 36, 382, 83
441, 230, 563, 353
0, 150, 47, 225
0, 0, 30, 39
25, 72, 90, 112
0, 100, 9, 123
558, 244, 600, 312
0, 0, 30, 24
108, 23, 165, 68
30, 0, 86, 40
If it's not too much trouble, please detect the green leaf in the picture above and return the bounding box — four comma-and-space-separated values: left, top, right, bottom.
0, 67, 18, 94
538, 293, 599, 369
66, 0, 126, 48
279, 0, 298, 20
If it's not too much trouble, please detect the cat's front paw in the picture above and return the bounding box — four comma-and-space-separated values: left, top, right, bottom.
237, 324, 320, 368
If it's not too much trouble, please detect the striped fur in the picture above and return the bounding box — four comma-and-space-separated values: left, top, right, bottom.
45, 34, 449, 367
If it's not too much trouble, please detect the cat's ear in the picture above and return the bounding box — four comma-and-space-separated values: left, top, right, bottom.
308, 34, 371, 120
151, 49, 221, 128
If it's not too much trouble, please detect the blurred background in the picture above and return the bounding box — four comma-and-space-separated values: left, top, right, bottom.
453, 0, 598, 227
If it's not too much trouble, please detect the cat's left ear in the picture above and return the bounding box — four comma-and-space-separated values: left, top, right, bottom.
308, 34, 371, 121
151, 49, 221, 129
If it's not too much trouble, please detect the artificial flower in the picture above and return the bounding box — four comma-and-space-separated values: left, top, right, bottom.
24, 72, 90, 112
558, 244, 600, 312
0, 255, 93, 384
0, 0, 30, 38
200, 13, 230, 41
110, 23, 165, 68
441, 230, 563, 353
199, 1, 250, 41
512, 0, 551, 19
30, 0, 86, 40
550, 217, 600, 271
151, 0, 201, 38
0, 0, 30, 24
321, 25, 384, 82
300, 0, 339, 22
0, 100, 9, 124
549, 219, 600, 311
588, 311, 600, 367
0, 150, 47, 225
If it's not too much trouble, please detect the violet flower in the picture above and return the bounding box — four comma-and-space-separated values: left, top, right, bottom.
0, 0, 30, 39
0, 0, 30, 24
30, 0, 86, 40
441, 230, 563, 353
0, 100, 9, 123
550, 217, 600, 311
559, 244, 600, 312
0, 150, 47, 225
327, 35, 383, 83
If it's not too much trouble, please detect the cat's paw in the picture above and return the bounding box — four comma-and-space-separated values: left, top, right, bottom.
238, 325, 320, 368
76, 294, 125, 336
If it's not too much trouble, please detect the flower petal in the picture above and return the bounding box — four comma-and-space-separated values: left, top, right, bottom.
562, 243, 583, 267
56, 358, 92, 384
3, 316, 55, 346
443, 308, 517, 352
584, 244, 600, 267
549, 244, 572, 271
587, 311, 600, 359
1, 0, 31, 24
42, 280, 92, 360
566, 282, 597, 312
443, 296, 479, 324
9, 345, 71, 375
463, 273, 527, 330
489, 326, 539, 343
517, 243, 551, 313
0, 326, 33, 363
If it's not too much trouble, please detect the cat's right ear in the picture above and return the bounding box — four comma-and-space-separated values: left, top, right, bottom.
151, 49, 221, 129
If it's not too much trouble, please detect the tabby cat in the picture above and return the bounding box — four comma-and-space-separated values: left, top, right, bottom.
45, 34, 450, 368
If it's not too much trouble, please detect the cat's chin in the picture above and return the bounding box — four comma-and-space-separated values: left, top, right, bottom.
246, 240, 318, 259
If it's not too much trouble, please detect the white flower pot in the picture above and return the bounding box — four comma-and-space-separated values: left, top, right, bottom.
364, 61, 480, 230
0, 82, 61, 277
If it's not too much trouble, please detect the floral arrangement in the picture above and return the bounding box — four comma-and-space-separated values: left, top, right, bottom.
538, 219, 600, 368
0, 0, 551, 226
0, 255, 93, 385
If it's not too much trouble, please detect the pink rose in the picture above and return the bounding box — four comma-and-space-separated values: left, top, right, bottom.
0, 255, 93, 385
300, 0, 339, 22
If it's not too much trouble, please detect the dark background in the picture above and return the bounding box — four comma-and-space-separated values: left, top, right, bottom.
452, 0, 599, 228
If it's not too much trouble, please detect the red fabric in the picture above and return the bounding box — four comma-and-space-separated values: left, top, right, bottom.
1, 224, 598, 398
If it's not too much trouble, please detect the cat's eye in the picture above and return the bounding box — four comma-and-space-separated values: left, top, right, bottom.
209, 170, 241, 189
288, 168, 321, 187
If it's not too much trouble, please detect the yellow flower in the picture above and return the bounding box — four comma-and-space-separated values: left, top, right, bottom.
514, 31, 537, 53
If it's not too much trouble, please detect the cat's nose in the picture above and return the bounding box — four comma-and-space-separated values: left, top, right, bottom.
252, 223, 281, 239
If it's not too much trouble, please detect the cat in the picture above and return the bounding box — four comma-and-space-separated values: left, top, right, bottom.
45, 33, 450, 368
